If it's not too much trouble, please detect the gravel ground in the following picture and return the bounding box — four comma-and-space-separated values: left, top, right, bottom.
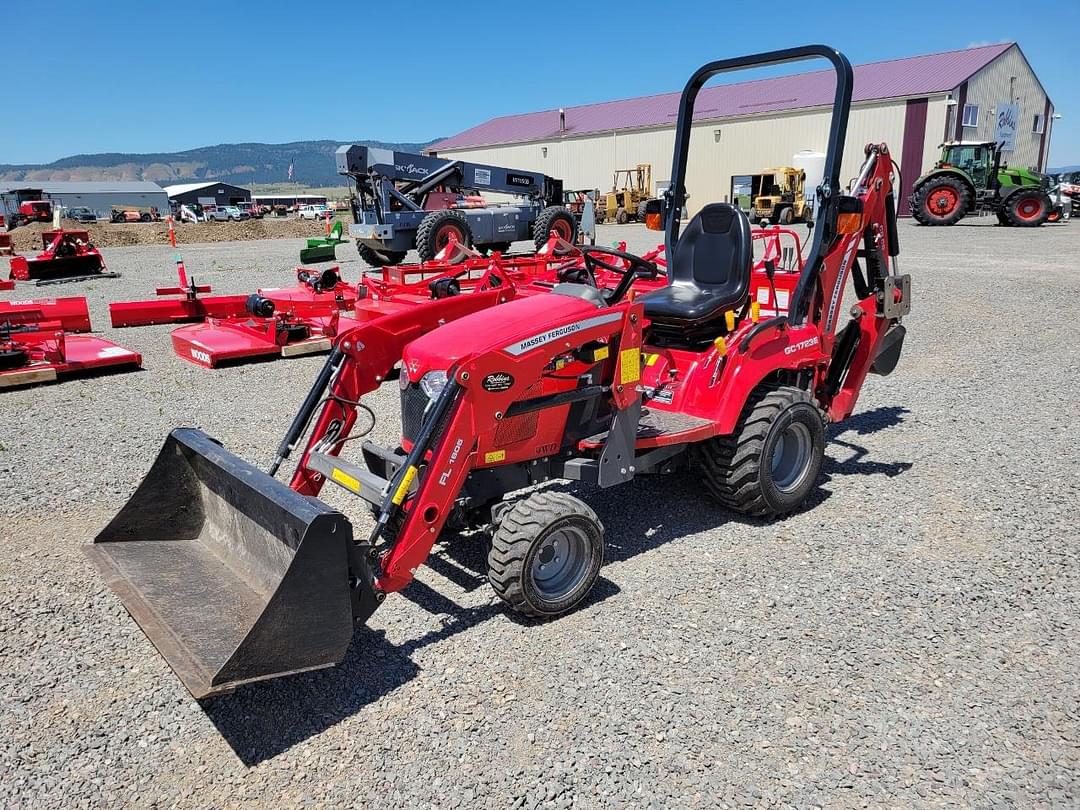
1, 219, 1078, 808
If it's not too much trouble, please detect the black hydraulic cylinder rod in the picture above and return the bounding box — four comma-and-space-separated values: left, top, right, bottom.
369, 377, 462, 546
885, 191, 900, 257
269, 346, 345, 476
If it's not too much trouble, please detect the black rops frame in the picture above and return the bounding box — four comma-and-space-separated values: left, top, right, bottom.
661, 45, 854, 326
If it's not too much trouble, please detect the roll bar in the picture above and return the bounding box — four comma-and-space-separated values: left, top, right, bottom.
662, 45, 853, 325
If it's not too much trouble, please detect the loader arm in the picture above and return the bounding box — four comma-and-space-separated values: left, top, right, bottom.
368, 299, 643, 594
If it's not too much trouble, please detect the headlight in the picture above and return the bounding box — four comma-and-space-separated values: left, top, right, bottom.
419, 370, 448, 399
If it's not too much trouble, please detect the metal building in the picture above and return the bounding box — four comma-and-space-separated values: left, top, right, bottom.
428, 43, 1053, 217
163, 182, 252, 208
0, 181, 169, 221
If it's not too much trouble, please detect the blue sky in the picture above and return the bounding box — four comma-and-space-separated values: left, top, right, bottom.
4, 0, 1076, 167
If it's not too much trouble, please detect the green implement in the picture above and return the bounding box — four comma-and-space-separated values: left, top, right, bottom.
300, 220, 348, 263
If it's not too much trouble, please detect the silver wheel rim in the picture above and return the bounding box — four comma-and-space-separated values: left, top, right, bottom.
530, 524, 590, 601
771, 422, 813, 493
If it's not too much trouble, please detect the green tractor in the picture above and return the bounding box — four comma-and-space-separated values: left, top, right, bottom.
910, 141, 1052, 227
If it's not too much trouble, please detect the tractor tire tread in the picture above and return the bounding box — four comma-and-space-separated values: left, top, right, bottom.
532, 206, 578, 251
910, 175, 971, 226
417, 209, 472, 262
488, 491, 602, 617
695, 385, 822, 517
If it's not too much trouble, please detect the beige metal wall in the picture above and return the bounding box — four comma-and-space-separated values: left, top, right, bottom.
439, 97, 949, 217
959, 45, 1050, 170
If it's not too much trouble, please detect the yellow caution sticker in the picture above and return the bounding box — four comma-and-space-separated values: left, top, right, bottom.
619, 347, 641, 384
644, 353, 659, 367
391, 465, 419, 505
331, 467, 361, 493
591, 345, 610, 362
484, 449, 506, 464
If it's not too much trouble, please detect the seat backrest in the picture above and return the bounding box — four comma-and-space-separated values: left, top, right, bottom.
670, 202, 752, 292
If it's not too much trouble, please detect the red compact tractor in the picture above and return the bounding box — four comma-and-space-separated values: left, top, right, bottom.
88, 46, 912, 700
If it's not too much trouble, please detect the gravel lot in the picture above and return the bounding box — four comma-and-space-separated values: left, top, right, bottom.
1, 219, 1078, 808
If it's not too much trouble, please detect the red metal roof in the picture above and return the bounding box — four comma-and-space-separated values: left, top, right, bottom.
430, 43, 1014, 152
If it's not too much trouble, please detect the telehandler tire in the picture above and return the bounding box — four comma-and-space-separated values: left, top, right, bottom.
488, 491, 603, 617
532, 206, 578, 250
695, 385, 825, 517
357, 243, 406, 267
417, 209, 473, 261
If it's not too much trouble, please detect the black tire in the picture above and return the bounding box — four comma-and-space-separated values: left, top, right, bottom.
532, 205, 577, 249
779, 206, 794, 225
0, 347, 29, 371
475, 242, 512, 256
357, 242, 406, 267
637, 200, 648, 221
140, 213, 151, 222
748, 211, 759, 225
695, 385, 825, 517
488, 491, 604, 617
416, 209, 472, 261
910, 176, 970, 225
615, 208, 629, 225
1003, 189, 1051, 227
996, 210, 1013, 227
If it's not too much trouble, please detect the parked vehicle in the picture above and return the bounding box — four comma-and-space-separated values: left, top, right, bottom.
111, 206, 162, 223
298, 204, 333, 221
236, 202, 263, 219
7, 200, 53, 228
749, 167, 812, 225
204, 205, 248, 222
65, 207, 98, 224
910, 141, 1053, 227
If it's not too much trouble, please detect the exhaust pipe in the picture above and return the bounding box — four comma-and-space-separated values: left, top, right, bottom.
86, 428, 372, 698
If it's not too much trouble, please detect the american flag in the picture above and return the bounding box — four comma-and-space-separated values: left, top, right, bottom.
287, 162, 294, 181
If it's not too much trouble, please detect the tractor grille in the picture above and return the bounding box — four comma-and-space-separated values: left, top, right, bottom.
400, 383, 432, 443
493, 382, 541, 446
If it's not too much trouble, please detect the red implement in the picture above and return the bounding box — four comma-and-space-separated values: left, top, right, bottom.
0, 296, 93, 333
8, 229, 116, 285
0, 315, 141, 388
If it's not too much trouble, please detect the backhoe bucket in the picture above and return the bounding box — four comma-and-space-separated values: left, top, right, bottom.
86, 428, 359, 699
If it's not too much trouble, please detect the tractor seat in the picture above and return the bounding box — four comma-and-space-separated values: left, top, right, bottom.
640, 203, 752, 345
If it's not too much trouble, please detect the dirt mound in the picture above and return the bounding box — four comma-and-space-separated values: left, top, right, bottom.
7, 217, 341, 252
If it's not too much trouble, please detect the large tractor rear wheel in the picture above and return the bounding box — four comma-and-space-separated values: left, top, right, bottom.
911, 176, 970, 225
417, 209, 473, 261
533, 205, 578, 249
1003, 189, 1051, 227
488, 491, 604, 618
357, 243, 406, 267
695, 385, 825, 517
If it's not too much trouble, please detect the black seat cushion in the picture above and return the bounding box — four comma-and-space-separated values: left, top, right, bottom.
641, 203, 752, 324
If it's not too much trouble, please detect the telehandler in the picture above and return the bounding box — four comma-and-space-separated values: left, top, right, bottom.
88, 46, 911, 700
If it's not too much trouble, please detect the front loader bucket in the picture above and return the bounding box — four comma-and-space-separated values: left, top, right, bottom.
86, 428, 359, 699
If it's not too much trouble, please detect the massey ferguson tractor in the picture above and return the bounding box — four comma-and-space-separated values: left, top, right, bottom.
337, 145, 577, 265
910, 140, 1053, 227
88, 45, 912, 701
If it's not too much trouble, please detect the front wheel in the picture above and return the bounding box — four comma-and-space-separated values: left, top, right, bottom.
488, 491, 604, 617
779, 207, 794, 225
532, 205, 578, 250
357, 243, 406, 267
695, 385, 825, 517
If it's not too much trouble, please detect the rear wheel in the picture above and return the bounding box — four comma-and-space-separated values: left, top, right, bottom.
911, 176, 970, 225
417, 209, 472, 261
357, 243, 406, 267
1004, 189, 1050, 227
779, 206, 794, 225
140, 213, 151, 222
616, 208, 629, 225
533, 205, 578, 249
488, 491, 604, 617
695, 385, 825, 517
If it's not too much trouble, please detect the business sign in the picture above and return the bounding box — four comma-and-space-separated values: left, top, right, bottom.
995, 102, 1019, 153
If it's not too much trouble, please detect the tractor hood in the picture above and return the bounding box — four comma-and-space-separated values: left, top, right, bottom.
402, 290, 605, 382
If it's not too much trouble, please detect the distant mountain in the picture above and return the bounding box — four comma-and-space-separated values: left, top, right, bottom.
0, 139, 439, 187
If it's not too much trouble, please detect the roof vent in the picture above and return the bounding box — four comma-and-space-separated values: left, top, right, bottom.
559, 108, 566, 133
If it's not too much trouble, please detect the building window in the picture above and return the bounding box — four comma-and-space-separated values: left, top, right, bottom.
1032, 114, 1045, 134
962, 104, 980, 127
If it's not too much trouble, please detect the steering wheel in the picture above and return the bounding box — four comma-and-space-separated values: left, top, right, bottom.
579, 246, 660, 303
